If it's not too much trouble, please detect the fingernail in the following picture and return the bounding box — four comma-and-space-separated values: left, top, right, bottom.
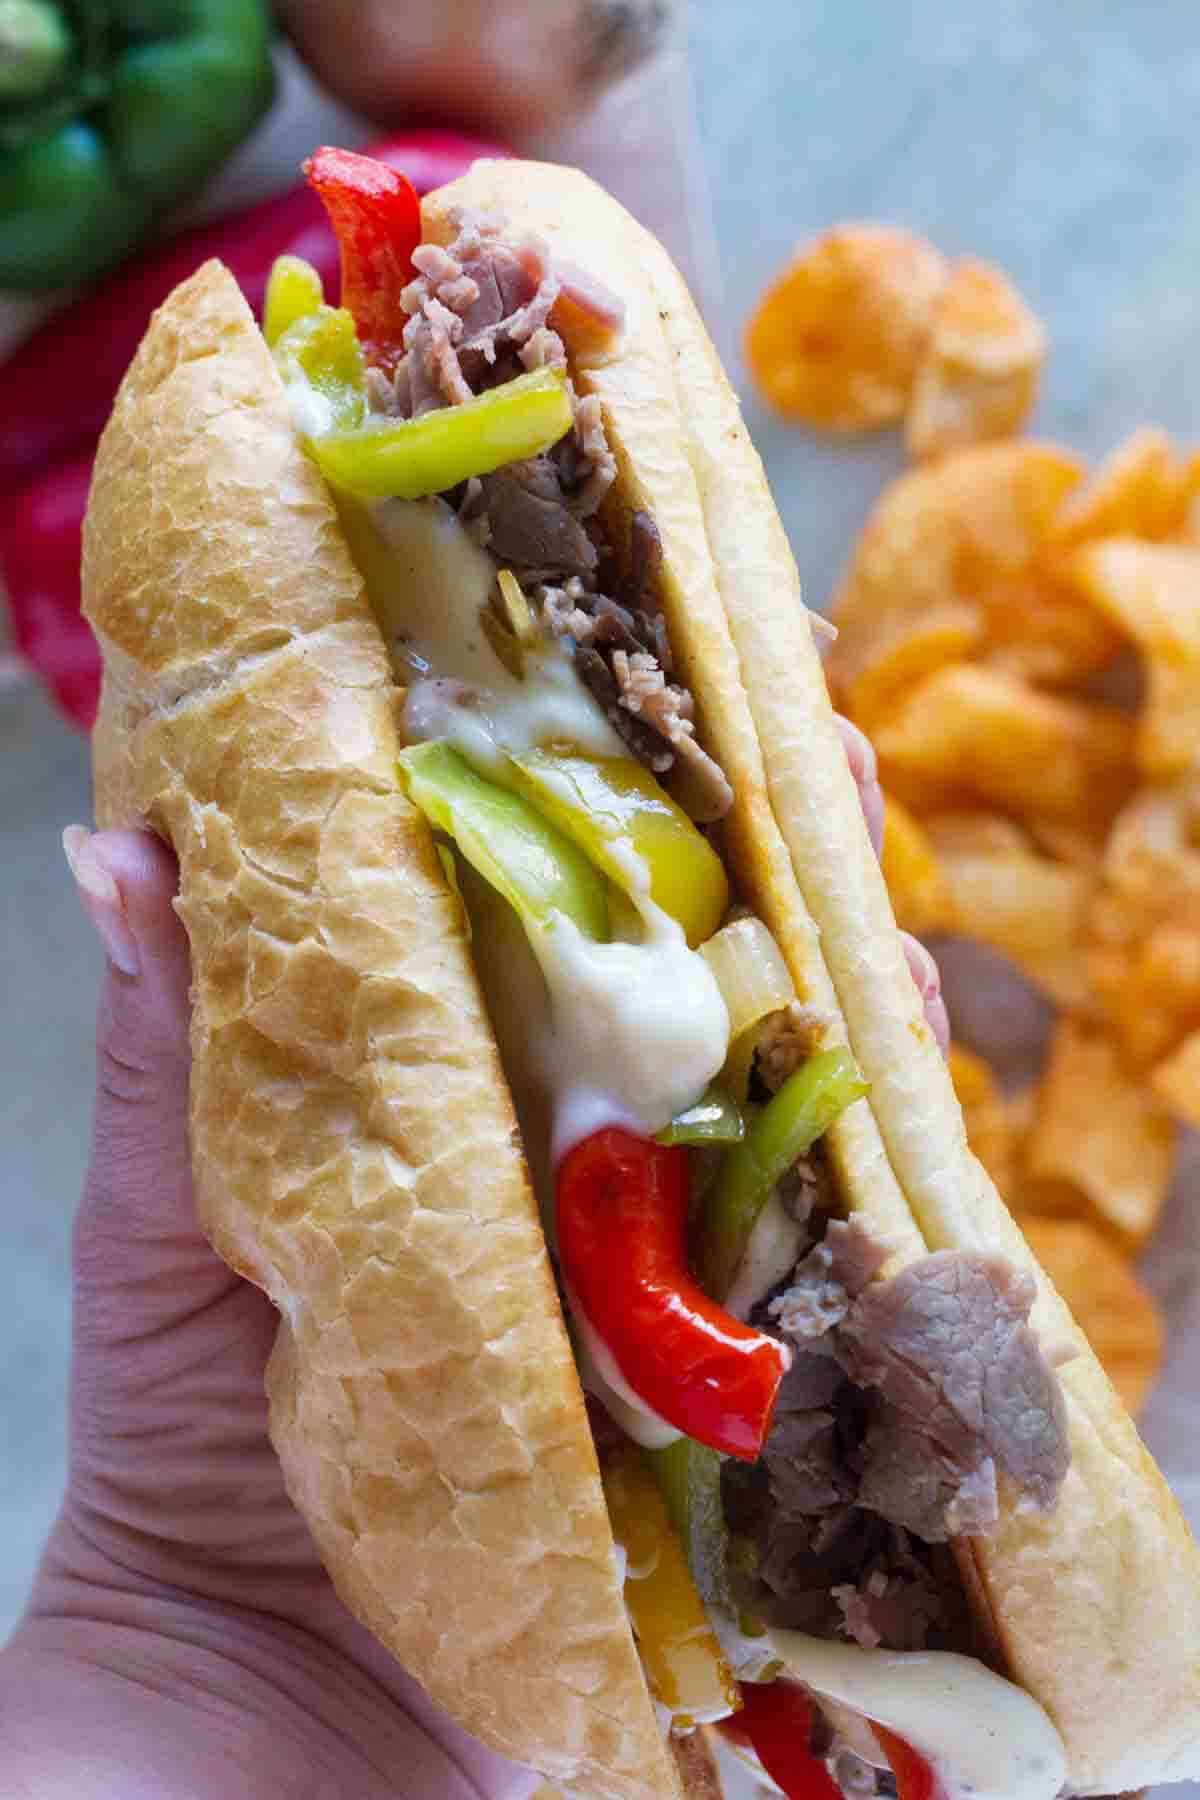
63, 826, 141, 978
837, 716, 878, 786
907, 935, 941, 998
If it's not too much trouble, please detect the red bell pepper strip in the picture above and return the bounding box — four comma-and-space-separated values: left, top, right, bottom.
0, 131, 507, 729
872, 1724, 940, 1800
556, 1128, 789, 1462
0, 131, 506, 492
304, 147, 421, 370
0, 450, 97, 729
723, 1681, 843, 1800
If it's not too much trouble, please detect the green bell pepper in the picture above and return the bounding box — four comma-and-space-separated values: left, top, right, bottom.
0, 0, 274, 289
397, 740, 610, 945
273, 301, 366, 431
695, 1048, 869, 1301
263, 252, 325, 348
657, 1084, 745, 1148
507, 749, 730, 950
307, 366, 574, 501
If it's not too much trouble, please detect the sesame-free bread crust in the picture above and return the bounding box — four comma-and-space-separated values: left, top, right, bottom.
82, 157, 1200, 1797
425, 162, 1200, 1796
82, 258, 680, 1800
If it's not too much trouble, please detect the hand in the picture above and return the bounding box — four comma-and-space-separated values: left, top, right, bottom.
837, 715, 951, 1056
0, 739, 943, 1798
1, 828, 539, 1800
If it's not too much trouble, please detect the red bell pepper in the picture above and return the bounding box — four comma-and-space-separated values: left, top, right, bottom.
556, 1128, 789, 1462
0, 450, 97, 728
723, 1681, 843, 1800
304, 147, 421, 369
0, 130, 506, 493
0, 130, 506, 729
872, 1724, 940, 1800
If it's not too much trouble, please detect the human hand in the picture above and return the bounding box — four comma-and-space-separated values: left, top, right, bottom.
836, 715, 951, 1056
2, 828, 540, 1800
0, 729, 943, 1798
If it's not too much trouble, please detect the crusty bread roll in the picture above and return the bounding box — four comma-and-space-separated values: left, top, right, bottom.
82, 161, 1200, 1797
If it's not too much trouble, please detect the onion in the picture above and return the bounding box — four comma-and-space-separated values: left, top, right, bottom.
700, 917, 796, 1096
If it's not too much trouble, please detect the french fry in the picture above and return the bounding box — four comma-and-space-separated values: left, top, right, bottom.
1024, 1016, 1176, 1249
873, 663, 1134, 827
1068, 537, 1200, 777
745, 224, 948, 430
880, 793, 953, 934
1019, 1218, 1165, 1416
925, 812, 1093, 1008
906, 258, 1045, 461
1047, 427, 1184, 547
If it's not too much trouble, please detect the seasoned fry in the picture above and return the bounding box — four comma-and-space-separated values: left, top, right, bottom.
906, 258, 1045, 460
873, 663, 1134, 827
1019, 1218, 1164, 1416
745, 224, 948, 430
1025, 1016, 1176, 1248
925, 812, 1093, 1009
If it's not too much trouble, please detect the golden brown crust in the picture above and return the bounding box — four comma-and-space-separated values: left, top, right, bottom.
83, 259, 679, 1800
426, 162, 1200, 1794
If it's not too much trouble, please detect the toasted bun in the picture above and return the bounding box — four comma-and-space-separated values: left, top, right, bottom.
82, 257, 681, 1800
82, 161, 1200, 1796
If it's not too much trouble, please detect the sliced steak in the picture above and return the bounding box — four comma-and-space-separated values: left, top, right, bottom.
835, 1250, 1070, 1534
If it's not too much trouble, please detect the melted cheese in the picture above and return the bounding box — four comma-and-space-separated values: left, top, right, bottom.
769, 1630, 1067, 1800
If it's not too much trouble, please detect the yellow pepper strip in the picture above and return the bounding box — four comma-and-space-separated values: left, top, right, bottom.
308, 365, 574, 501
274, 304, 366, 431
263, 254, 325, 347
601, 1442, 739, 1725
510, 750, 730, 949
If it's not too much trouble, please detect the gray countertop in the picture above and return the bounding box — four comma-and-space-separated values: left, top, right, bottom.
2, 4, 1198, 1792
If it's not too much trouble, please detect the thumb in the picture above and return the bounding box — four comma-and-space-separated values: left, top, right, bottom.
62, 827, 228, 1338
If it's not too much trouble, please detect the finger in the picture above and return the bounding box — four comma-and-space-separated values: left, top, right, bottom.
836, 714, 884, 857
62, 828, 237, 1344
903, 932, 951, 1056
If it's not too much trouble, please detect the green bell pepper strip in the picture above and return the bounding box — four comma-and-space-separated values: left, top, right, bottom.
0, 0, 71, 99
647, 1438, 780, 1681
695, 1048, 869, 1301
0, 0, 274, 290
508, 749, 730, 950
307, 366, 575, 502
657, 1084, 745, 1148
397, 740, 610, 945
263, 253, 325, 348
273, 303, 366, 432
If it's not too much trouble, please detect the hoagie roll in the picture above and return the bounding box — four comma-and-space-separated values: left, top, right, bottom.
82, 151, 1200, 1799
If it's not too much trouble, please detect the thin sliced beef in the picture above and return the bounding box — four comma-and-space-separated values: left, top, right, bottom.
768, 1218, 893, 1341
471, 458, 598, 583
738, 1208, 1069, 1652
835, 1250, 1070, 1533
757, 998, 836, 1093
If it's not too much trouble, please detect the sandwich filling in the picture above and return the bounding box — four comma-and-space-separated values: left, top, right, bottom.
276, 148, 1073, 1800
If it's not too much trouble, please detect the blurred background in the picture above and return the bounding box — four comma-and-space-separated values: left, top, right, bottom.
3, 7, 1199, 1796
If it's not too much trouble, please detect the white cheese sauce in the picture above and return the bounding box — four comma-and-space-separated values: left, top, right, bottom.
768, 1630, 1068, 1800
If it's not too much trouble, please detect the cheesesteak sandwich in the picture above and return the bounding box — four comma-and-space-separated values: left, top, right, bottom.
82, 150, 1200, 1800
